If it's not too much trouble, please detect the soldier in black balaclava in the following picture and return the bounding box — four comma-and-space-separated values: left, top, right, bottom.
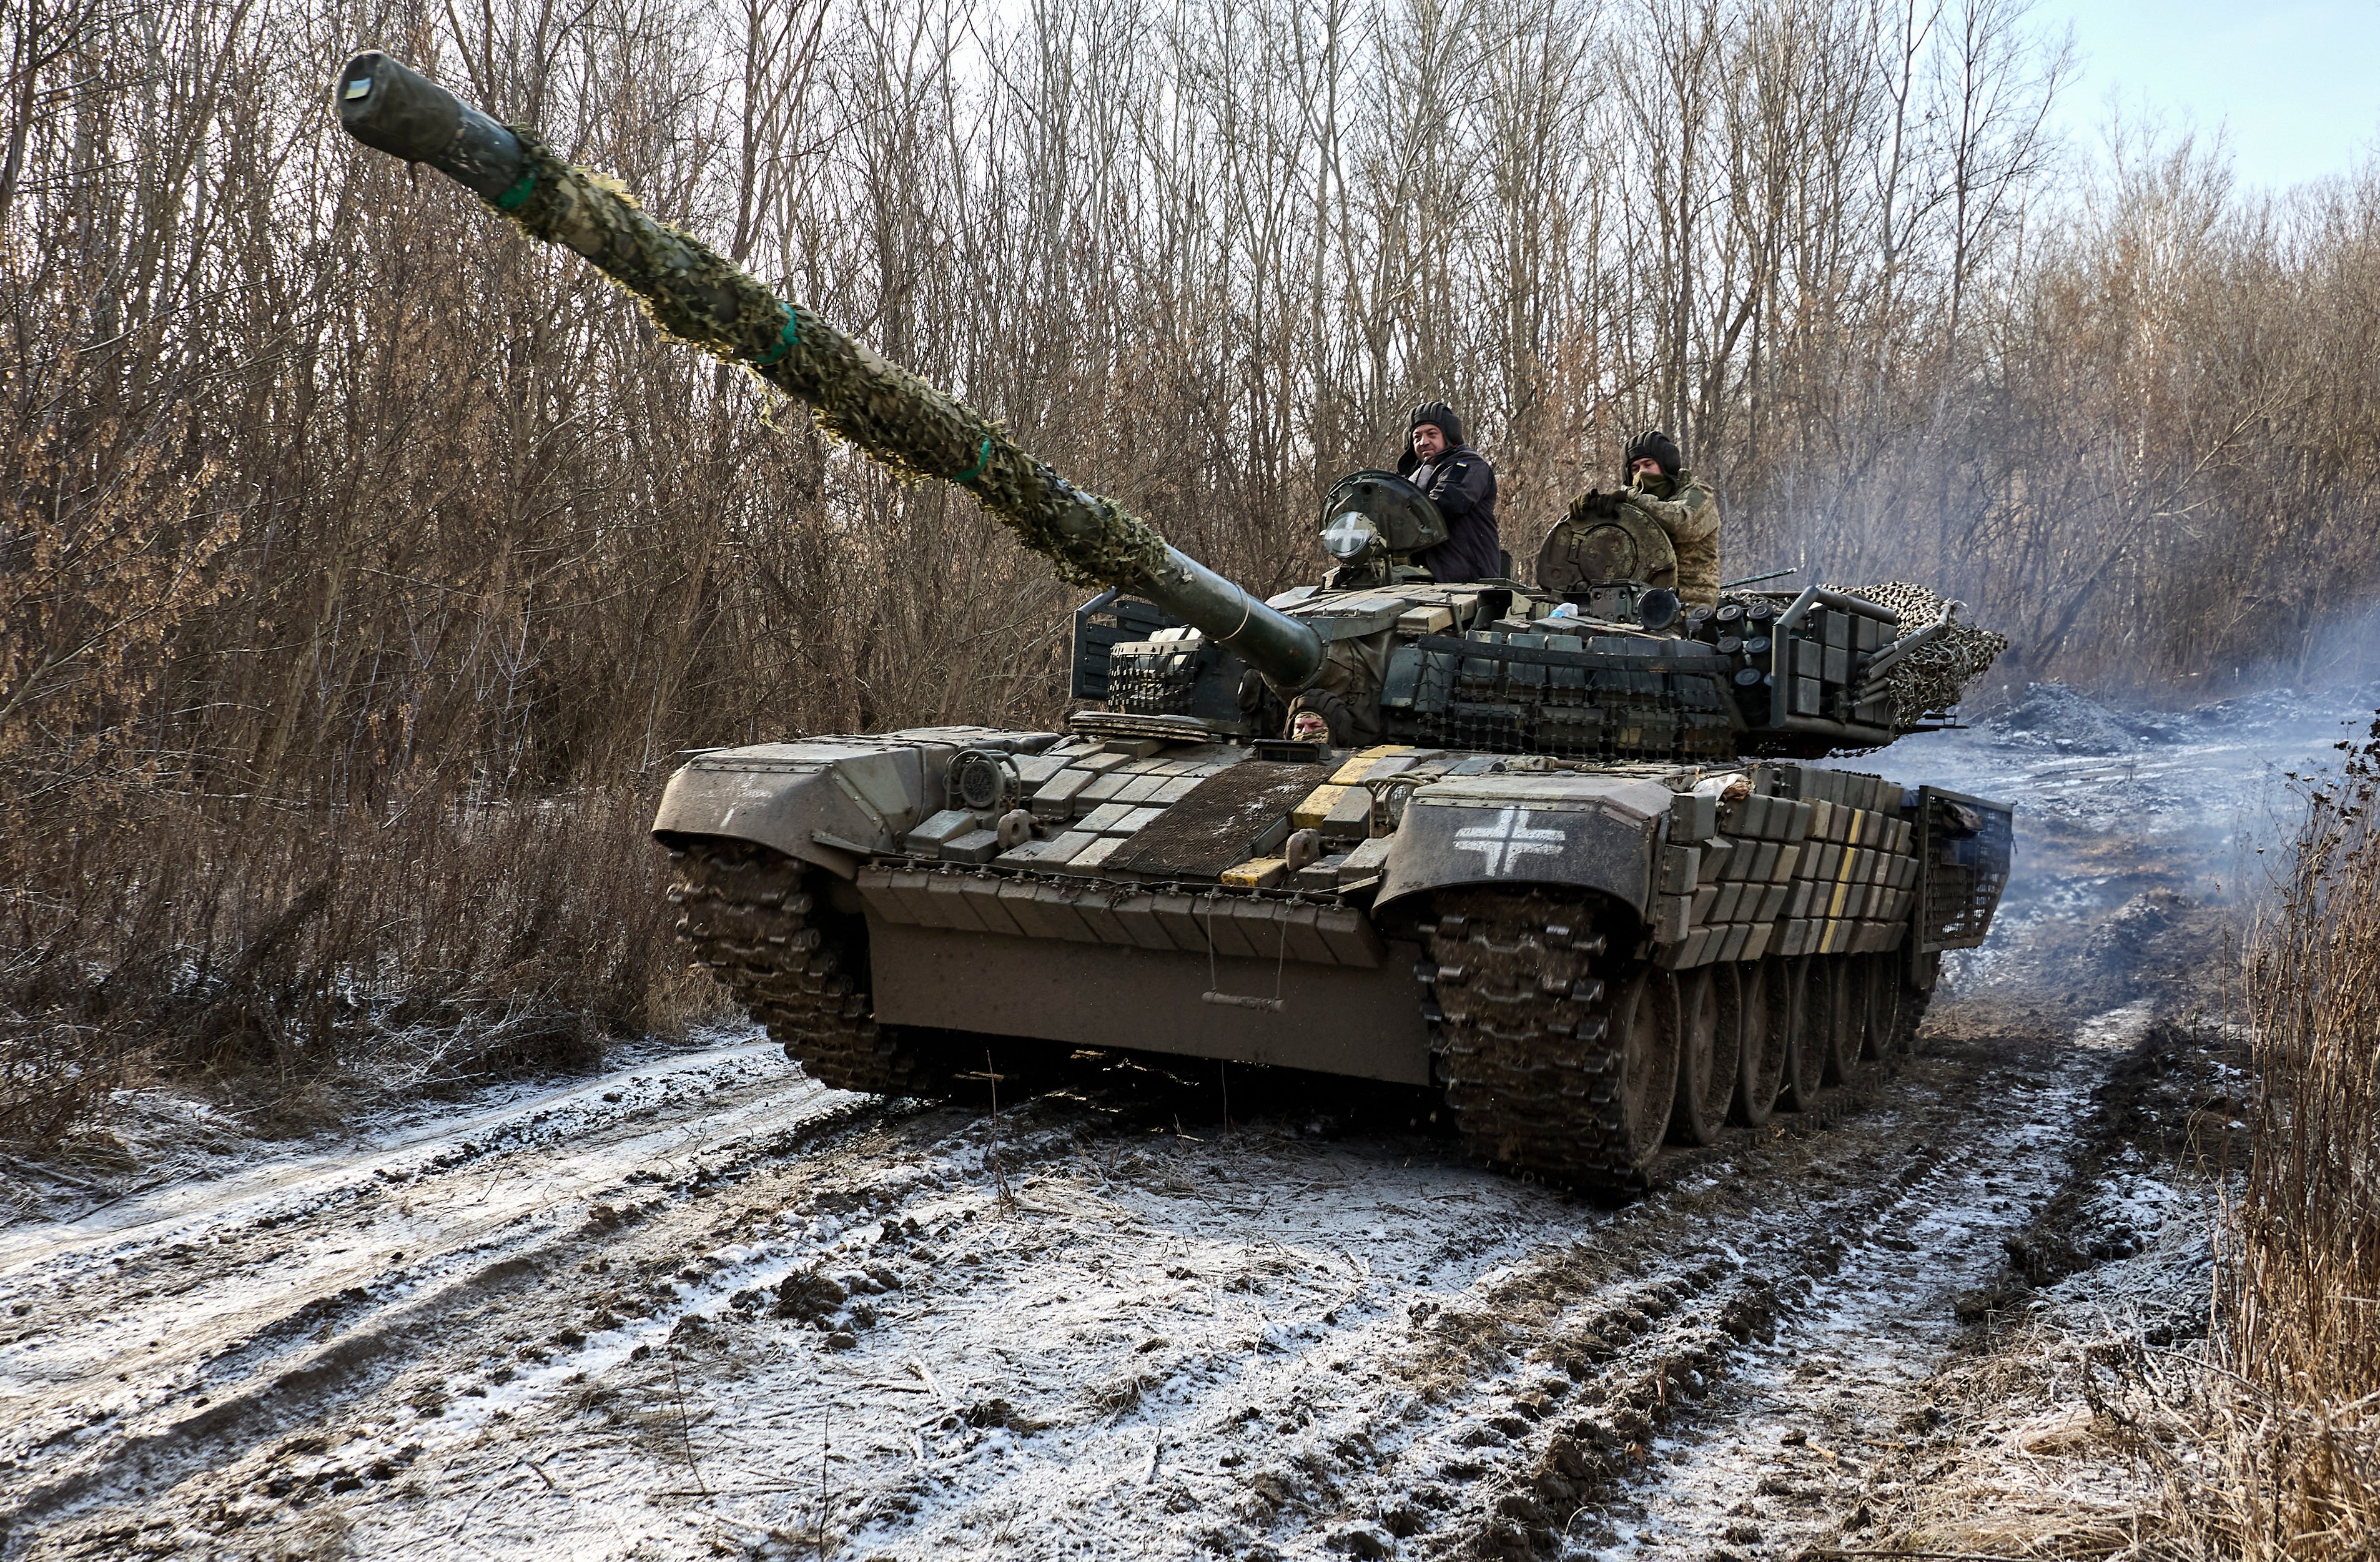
1395, 400, 1501, 583
1616, 428, 1722, 607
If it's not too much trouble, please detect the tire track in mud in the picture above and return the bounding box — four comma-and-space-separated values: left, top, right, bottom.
1564, 1004, 2150, 1560
1081, 1031, 2099, 1561
0, 1044, 911, 1537
0, 1015, 2123, 1562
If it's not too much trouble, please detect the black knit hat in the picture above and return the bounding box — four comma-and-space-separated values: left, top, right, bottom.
1624, 428, 1682, 477
1410, 400, 1465, 449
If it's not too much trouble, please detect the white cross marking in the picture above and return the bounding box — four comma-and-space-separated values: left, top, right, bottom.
1453, 806, 1566, 874
1322, 511, 1375, 557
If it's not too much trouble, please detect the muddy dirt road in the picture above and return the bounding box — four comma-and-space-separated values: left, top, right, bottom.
0, 682, 2359, 1560
1, 1014, 2135, 1562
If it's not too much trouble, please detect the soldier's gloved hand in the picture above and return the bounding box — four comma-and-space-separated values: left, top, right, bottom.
1568, 488, 1617, 521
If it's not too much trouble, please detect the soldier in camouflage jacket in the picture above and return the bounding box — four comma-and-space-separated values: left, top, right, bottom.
1618, 430, 1721, 608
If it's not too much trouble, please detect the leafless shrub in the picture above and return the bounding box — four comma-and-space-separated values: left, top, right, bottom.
5, 0, 2379, 1146
1, 788, 724, 1143
2169, 719, 2380, 1560
2075, 718, 2380, 1558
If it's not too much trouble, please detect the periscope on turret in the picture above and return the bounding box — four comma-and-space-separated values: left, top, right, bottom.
335, 54, 2016, 1188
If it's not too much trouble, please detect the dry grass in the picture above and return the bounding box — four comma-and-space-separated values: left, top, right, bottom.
2161, 723, 2380, 1559
9, 0, 2380, 1161
1864, 721, 2380, 1562
0, 788, 729, 1148
1913, 719, 2380, 1561
8, 0, 2380, 1157
1869, 1335, 2176, 1560
1835, 1024, 2229, 1561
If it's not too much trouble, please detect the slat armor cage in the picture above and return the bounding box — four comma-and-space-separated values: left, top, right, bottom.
1915, 786, 2015, 952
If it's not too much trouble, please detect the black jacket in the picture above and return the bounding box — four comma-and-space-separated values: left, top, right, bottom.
1397, 443, 1501, 582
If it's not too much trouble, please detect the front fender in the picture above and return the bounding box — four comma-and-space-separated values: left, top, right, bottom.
1376, 773, 1675, 914
651, 727, 1050, 877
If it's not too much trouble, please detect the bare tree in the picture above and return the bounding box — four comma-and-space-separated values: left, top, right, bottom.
7, 0, 2380, 1119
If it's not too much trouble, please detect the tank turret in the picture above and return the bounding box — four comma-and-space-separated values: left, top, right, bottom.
337, 52, 2005, 762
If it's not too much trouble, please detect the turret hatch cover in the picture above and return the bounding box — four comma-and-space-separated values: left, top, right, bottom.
1536, 507, 1678, 594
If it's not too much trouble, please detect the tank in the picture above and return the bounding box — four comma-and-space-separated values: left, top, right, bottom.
335, 54, 2015, 1187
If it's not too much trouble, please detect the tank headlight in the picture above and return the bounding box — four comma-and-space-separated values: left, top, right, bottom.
1321, 510, 1378, 561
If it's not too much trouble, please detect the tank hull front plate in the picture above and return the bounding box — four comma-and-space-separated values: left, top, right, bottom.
864, 919, 1434, 1085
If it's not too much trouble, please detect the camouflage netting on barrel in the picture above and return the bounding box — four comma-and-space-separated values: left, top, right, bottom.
1831, 581, 2009, 726
493, 127, 1169, 590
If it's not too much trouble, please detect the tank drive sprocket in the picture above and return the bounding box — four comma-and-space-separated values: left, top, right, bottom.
667, 840, 948, 1094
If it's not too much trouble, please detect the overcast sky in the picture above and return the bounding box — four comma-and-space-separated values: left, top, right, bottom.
2047, 0, 2380, 190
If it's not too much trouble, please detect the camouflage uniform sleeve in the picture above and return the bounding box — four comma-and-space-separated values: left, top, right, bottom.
1617, 478, 1713, 542
1622, 477, 1722, 605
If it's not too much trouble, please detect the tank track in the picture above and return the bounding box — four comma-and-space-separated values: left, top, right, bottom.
1422, 887, 1639, 1184
1425, 889, 1937, 1184
665, 839, 947, 1094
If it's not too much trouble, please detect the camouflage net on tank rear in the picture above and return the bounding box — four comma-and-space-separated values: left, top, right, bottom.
493, 128, 1169, 590
1830, 580, 2009, 726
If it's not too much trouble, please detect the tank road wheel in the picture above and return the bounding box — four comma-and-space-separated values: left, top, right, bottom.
1669, 966, 1736, 1146
1729, 960, 1785, 1127
1425, 888, 1676, 1186
1609, 968, 1681, 1164
667, 839, 955, 1095
1777, 957, 1827, 1112
1821, 958, 1874, 1088
1862, 954, 1904, 1074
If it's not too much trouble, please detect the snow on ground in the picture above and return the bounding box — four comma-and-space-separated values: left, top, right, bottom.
1881, 679, 2378, 896
1579, 1001, 2155, 1560
0, 1027, 2098, 1561
1, 1033, 792, 1260
1, 680, 2367, 1560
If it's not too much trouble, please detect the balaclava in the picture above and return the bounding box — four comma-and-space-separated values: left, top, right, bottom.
1624, 429, 1682, 495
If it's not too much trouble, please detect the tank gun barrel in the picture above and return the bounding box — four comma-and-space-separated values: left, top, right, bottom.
332, 52, 1325, 689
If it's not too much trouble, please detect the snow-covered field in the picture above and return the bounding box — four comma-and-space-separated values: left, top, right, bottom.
0, 681, 2364, 1560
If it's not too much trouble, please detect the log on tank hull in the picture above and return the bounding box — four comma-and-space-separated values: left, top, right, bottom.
656, 724, 2013, 1188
